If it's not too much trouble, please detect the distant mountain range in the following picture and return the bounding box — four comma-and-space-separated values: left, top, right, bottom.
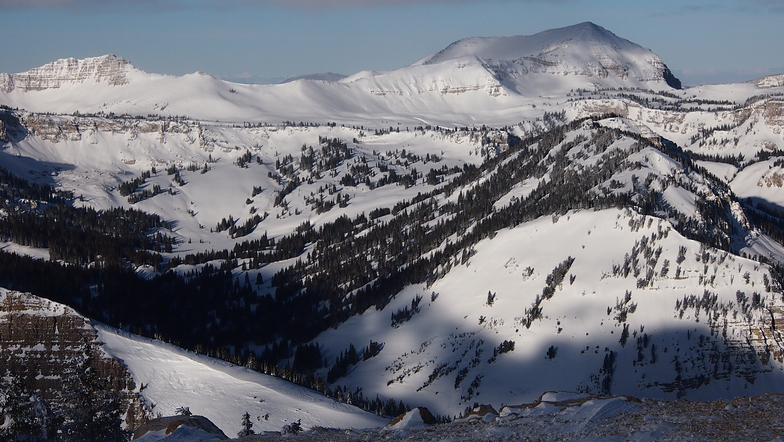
0, 23, 685, 126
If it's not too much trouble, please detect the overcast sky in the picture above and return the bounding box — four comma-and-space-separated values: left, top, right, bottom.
0, 0, 781, 86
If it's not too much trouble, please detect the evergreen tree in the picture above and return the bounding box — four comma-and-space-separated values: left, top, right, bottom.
237, 411, 255, 437
56, 344, 128, 441
282, 419, 302, 435
0, 371, 58, 440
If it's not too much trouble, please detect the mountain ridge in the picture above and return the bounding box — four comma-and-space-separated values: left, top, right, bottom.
418, 22, 631, 64
0, 23, 685, 124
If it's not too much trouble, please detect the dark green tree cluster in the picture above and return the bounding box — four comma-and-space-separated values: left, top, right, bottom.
118, 170, 151, 197
0, 204, 172, 266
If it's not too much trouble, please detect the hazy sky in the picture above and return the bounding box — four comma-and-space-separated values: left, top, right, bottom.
0, 0, 781, 86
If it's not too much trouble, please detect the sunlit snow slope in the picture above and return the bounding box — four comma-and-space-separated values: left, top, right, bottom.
95, 325, 386, 436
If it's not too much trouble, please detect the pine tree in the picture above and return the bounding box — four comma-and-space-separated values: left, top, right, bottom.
245, 351, 259, 371
0, 371, 56, 440
282, 419, 302, 435
56, 344, 128, 441
237, 411, 255, 437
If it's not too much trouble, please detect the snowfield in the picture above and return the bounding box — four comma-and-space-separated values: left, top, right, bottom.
95, 325, 386, 436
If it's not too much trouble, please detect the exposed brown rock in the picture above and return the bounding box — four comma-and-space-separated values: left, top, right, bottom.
0, 289, 146, 429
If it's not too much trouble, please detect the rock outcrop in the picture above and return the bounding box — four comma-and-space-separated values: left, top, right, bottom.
386, 407, 437, 430
132, 415, 228, 440
0, 289, 147, 429
0, 54, 134, 93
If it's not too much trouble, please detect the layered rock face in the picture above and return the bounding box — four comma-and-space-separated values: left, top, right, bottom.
0, 289, 146, 429
0, 54, 132, 93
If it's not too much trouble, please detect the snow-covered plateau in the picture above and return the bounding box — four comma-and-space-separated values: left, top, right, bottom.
2, 21, 784, 440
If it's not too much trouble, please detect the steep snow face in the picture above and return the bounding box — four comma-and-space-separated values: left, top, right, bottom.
415, 22, 681, 91
0, 55, 141, 93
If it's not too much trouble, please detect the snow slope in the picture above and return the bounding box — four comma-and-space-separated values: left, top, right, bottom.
5, 106, 784, 420
310, 207, 784, 417
95, 325, 386, 436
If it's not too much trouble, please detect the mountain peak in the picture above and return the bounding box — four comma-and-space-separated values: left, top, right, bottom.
0, 54, 138, 93
567, 21, 611, 35
416, 22, 625, 66
416, 22, 681, 89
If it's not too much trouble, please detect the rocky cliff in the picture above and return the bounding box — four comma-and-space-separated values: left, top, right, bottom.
0, 54, 134, 93
0, 288, 147, 430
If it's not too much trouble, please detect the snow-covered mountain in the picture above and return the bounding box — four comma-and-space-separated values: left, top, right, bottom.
3, 22, 784, 440
0, 288, 384, 438
751, 73, 784, 89
0, 23, 682, 127
415, 22, 682, 90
